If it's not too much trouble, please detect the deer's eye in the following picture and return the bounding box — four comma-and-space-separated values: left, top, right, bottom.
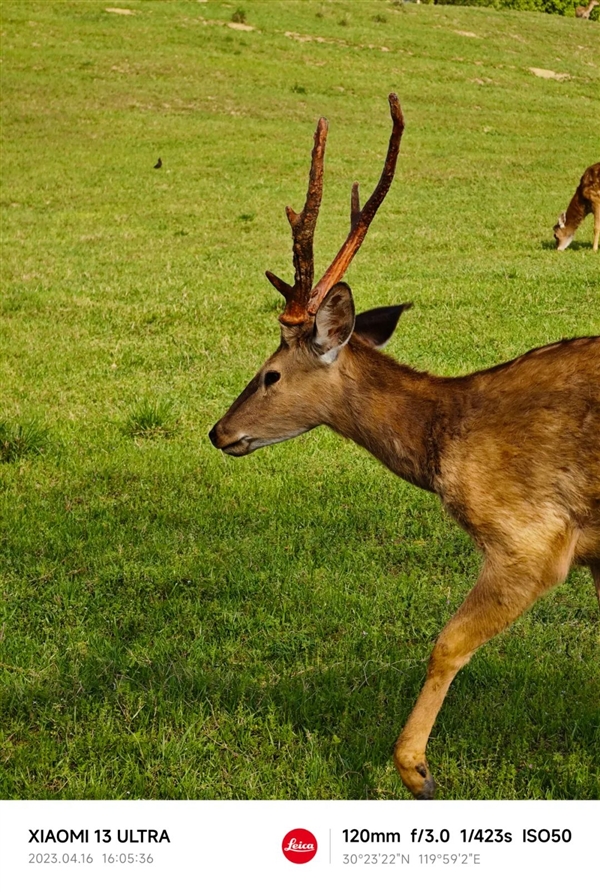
264, 370, 281, 387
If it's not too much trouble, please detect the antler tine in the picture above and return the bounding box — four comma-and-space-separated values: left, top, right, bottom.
350, 182, 361, 230
307, 94, 405, 316
265, 116, 329, 325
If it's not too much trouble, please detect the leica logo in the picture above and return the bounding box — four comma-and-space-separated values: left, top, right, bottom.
281, 829, 318, 864
284, 838, 315, 852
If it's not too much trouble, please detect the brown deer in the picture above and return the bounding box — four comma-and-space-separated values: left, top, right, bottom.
209, 95, 600, 799
575, 0, 599, 17
553, 162, 600, 251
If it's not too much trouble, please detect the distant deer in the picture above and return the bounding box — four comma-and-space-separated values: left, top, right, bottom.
553, 162, 600, 251
575, 0, 598, 17
210, 95, 600, 799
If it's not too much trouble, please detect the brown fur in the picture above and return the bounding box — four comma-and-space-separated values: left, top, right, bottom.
553, 162, 600, 251
575, 0, 598, 17
211, 313, 600, 798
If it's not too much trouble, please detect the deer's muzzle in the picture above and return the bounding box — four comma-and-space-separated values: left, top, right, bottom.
208, 423, 252, 456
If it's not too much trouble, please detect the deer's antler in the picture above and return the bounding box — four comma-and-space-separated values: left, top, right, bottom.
266, 94, 405, 325
265, 117, 328, 325
309, 94, 404, 314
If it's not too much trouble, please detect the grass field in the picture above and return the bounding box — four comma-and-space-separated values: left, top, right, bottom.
1, 0, 599, 800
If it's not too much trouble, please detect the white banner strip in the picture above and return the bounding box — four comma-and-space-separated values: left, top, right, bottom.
0, 799, 596, 892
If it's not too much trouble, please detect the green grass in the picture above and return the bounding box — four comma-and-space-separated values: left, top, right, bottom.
122, 398, 179, 439
0, 0, 598, 800
0, 419, 49, 463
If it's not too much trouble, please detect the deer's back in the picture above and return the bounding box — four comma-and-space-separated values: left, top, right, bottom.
579, 162, 600, 207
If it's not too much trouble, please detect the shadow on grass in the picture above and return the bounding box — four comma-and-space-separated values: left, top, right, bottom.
3, 635, 598, 800
200, 658, 599, 799
1, 474, 597, 800
540, 239, 594, 251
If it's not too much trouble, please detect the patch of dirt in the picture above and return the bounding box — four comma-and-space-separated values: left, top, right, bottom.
529, 67, 571, 81
284, 31, 392, 52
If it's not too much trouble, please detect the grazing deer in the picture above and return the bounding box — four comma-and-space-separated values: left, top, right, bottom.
554, 162, 600, 251
575, 0, 599, 17
209, 95, 600, 799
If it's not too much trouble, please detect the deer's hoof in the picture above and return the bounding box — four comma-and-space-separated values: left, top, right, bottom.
415, 770, 436, 800
394, 749, 437, 799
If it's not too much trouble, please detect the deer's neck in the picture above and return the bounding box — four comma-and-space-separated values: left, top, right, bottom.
327, 340, 454, 493
564, 188, 588, 232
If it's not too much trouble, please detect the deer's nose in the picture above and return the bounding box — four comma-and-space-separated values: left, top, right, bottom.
208, 425, 219, 447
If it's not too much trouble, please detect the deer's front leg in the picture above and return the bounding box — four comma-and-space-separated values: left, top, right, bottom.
393, 551, 568, 799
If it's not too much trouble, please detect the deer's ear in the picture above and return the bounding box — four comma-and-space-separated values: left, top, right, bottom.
313, 283, 355, 363
353, 303, 412, 349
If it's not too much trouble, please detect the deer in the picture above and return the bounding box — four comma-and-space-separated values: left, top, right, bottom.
575, 0, 599, 17
553, 162, 600, 251
209, 95, 600, 799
